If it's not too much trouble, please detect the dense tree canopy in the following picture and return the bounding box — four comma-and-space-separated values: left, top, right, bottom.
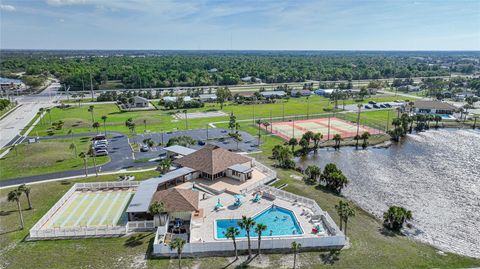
1, 50, 467, 91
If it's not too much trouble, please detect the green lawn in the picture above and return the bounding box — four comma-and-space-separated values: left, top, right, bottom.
0, 137, 109, 180
32, 95, 406, 137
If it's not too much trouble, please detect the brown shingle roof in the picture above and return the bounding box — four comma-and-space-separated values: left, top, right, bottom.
173, 144, 251, 175
414, 100, 457, 111
151, 188, 199, 213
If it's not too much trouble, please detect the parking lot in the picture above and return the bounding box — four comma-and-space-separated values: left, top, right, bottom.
133, 128, 260, 160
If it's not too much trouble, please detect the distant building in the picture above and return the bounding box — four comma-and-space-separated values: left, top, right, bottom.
413, 100, 457, 115
399, 85, 421, 92
132, 96, 149, 108
290, 89, 313, 97
199, 94, 217, 102
163, 96, 192, 103
241, 76, 261, 83
259, 91, 286, 98
314, 89, 335, 97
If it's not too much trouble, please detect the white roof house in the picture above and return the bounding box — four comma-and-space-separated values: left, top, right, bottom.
163, 96, 193, 103
163, 145, 197, 157
259, 91, 286, 98
199, 94, 217, 101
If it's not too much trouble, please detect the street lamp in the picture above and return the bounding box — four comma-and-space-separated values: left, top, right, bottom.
356, 104, 362, 148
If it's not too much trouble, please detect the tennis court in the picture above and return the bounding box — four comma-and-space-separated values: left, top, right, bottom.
43, 190, 133, 229
270, 117, 381, 140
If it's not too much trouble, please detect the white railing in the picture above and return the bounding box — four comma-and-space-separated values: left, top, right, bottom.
253, 185, 343, 236
241, 160, 277, 193
126, 220, 155, 232
30, 181, 140, 239
30, 225, 126, 238
153, 235, 345, 256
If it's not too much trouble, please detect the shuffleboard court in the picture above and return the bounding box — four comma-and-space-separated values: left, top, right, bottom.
270, 117, 381, 140
44, 190, 133, 229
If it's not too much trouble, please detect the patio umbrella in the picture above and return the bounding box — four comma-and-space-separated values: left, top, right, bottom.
215, 198, 223, 208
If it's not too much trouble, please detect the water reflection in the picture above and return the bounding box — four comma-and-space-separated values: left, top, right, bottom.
296, 129, 480, 258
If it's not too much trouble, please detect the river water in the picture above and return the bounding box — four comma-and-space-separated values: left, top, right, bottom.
295, 129, 480, 258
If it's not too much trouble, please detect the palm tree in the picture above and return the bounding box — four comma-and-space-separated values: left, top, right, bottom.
157, 159, 172, 174
291, 241, 301, 269
383, 206, 413, 232
18, 184, 32, 210
333, 134, 343, 150
433, 115, 442, 128
360, 132, 371, 149
225, 226, 240, 260
238, 216, 256, 259
46, 108, 52, 124
8, 189, 24, 229
67, 129, 74, 142
304, 165, 321, 185
169, 237, 186, 269
78, 152, 88, 177
87, 146, 98, 176
92, 122, 100, 134
255, 223, 267, 255
312, 132, 323, 151
288, 137, 298, 152
149, 201, 165, 226
335, 200, 355, 238
88, 105, 95, 124
69, 143, 77, 156
101, 115, 108, 134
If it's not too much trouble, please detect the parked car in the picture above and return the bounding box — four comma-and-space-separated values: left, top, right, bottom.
94, 149, 108, 156
92, 135, 106, 141
140, 144, 149, 152
380, 104, 387, 108
198, 140, 205, 146
364, 105, 372, 109
368, 101, 377, 105
94, 144, 108, 150
384, 103, 392, 108
373, 104, 380, 109
94, 140, 108, 146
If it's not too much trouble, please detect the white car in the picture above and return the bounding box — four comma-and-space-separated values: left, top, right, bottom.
94, 140, 108, 146
94, 149, 108, 156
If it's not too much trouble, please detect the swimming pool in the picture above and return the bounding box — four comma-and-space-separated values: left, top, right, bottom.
215, 206, 303, 239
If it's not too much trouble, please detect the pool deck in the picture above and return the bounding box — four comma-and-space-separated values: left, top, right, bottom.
189, 190, 328, 243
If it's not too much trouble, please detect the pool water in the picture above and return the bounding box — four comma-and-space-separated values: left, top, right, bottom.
216, 206, 303, 239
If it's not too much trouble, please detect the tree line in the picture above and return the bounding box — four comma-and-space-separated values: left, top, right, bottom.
1, 53, 454, 90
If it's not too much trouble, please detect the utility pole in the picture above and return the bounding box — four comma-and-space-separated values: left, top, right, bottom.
90, 73, 94, 101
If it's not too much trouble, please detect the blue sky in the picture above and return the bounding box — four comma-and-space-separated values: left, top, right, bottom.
1, 0, 479, 50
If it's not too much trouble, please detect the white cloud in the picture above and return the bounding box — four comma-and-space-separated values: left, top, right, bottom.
0, 4, 16, 12
46, 0, 85, 6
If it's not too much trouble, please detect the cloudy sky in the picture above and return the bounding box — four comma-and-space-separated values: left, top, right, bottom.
1, 0, 479, 50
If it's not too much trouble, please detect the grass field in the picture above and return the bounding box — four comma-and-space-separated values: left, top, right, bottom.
31, 94, 406, 137
45, 190, 133, 228
0, 137, 110, 180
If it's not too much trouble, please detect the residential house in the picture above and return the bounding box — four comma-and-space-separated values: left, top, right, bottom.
413, 100, 457, 115
199, 94, 217, 102
259, 91, 286, 98
290, 89, 313, 97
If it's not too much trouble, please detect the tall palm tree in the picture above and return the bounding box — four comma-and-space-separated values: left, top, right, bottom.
143, 119, 147, 131
291, 241, 301, 269
101, 115, 108, 134
46, 108, 52, 124
18, 184, 33, 210
183, 109, 188, 130
360, 132, 371, 149
169, 237, 186, 269
157, 159, 172, 174
333, 134, 343, 150
238, 216, 256, 259
92, 122, 100, 134
225, 226, 240, 260
78, 152, 88, 177
69, 143, 77, 156
312, 132, 323, 151
67, 129, 74, 142
149, 201, 165, 226
336, 200, 355, 238
383, 206, 413, 232
8, 189, 24, 229
87, 146, 98, 176
255, 223, 267, 255
88, 105, 95, 124
288, 137, 298, 153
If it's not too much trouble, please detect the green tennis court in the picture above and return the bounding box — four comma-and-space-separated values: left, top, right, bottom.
45, 190, 133, 228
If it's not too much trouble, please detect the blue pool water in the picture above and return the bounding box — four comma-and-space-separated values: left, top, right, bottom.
216, 206, 303, 239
